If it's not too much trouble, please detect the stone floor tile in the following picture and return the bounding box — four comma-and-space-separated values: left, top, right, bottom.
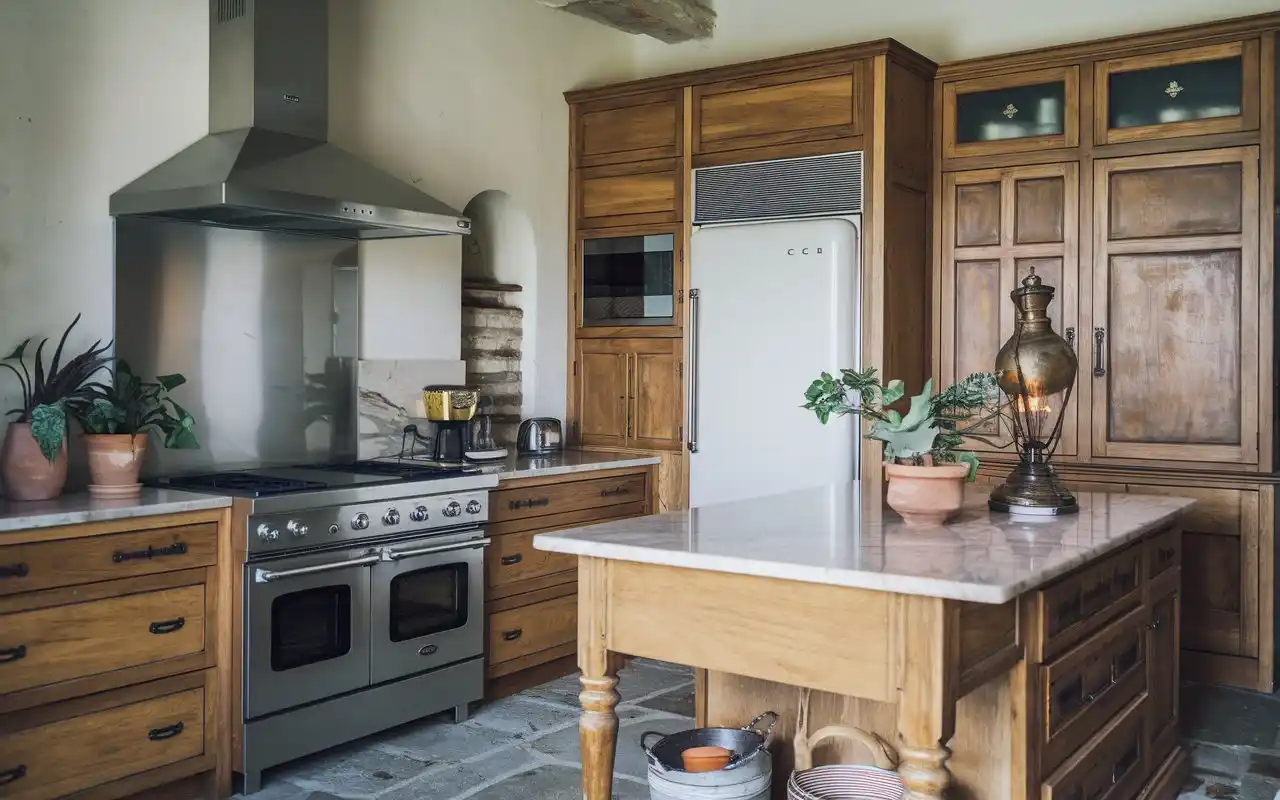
229, 779, 313, 800
522, 661, 691, 709
633, 685, 696, 717
530, 713, 693, 780
370, 713, 524, 764
376, 746, 538, 800
1184, 684, 1280, 750
466, 695, 578, 740
466, 763, 649, 800
270, 744, 435, 798
1190, 742, 1249, 783
520, 673, 582, 708
631, 658, 694, 677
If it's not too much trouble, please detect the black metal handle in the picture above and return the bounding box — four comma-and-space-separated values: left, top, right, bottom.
113, 541, 188, 564
0, 563, 28, 579
148, 721, 184, 741
1093, 327, 1106, 378
500, 554, 523, 566
0, 645, 27, 664
1148, 616, 1162, 631
0, 765, 26, 786
149, 618, 186, 635
600, 486, 630, 497
1065, 327, 1075, 352
509, 497, 550, 511
501, 628, 523, 642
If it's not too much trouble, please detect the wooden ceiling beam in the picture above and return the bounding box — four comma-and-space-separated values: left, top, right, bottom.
537, 0, 715, 44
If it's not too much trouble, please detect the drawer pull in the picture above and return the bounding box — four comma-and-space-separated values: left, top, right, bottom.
0, 563, 28, 579
148, 721, 185, 741
509, 497, 550, 511
0, 645, 27, 664
113, 541, 188, 564
501, 628, 523, 642
500, 554, 523, 566
149, 617, 186, 635
0, 765, 26, 786
600, 486, 631, 497
1148, 616, 1162, 631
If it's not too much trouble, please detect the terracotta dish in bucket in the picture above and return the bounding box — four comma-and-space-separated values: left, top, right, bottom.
682, 746, 733, 772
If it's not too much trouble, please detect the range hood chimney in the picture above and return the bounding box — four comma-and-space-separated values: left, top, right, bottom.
110, 0, 470, 240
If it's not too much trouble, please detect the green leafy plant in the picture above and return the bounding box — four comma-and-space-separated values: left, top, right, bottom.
78, 360, 199, 449
2, 315, 113, 460
803, 367, 1004, 480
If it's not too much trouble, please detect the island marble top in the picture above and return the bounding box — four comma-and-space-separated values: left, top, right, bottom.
0, 488, 232, 533
534, 481, 1195, 604
479, 450, 660, 481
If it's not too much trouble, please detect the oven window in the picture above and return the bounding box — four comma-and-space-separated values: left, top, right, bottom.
271, 585, 352, 671
389, 564, 469, 642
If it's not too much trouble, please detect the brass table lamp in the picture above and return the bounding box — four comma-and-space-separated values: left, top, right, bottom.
989, 271, 1079, 515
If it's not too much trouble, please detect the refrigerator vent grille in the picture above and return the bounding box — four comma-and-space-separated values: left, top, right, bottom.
693, 151, 863, 224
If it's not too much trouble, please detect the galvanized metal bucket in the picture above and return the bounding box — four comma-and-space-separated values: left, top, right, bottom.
642, 712, 777, 800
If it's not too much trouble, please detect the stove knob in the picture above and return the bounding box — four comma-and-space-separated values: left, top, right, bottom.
443, 501, 462, 518
255, 523, 280, 542
465, 500, 482, 515
328, 524, 340, 536
351, 512, 370, 531
409, 505, 429, 523
286, 520, 309, 538
383, 508, 401, 526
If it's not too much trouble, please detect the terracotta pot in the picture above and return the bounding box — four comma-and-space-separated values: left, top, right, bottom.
884, 462, 970, 527
84, 433, 148, 498
1, 422, 69, 501
681, 745, 732, 773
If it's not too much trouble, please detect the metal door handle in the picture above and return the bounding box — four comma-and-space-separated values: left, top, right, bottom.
383, 537, 491, 561
1065, 327, 1075, 352
0, 645, 26, 664
688, 288, 700, 453
113, 542, 188, 563
600, 486, 630, 497
0, 765, 26, 786
147, 721, 184, 741
254, 553, 381, 583
1093, 327, 1106, 377
500, 554, 523, 566
149, 618, 186, 635
0, 563, 28, 579
501, 628, 523, 641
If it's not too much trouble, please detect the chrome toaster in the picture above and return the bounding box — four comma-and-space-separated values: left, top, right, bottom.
516, 418, 563, 455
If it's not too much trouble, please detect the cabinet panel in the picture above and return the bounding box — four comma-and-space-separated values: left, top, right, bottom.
943, 66, 1080, 159
576, 90, 682, 167
693, 63, 863, 155
577, 160, 680, 229
1147, 581, 1180, 767
1015, 178, 1066, 244
574, 338, 683, 451
631, 340, 684, 451
1091, 149, 1258, 464
955, 183, 1001, 247
575, 341, 629, 448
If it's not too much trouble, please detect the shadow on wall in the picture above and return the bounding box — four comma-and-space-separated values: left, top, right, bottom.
461, 190, 536, 441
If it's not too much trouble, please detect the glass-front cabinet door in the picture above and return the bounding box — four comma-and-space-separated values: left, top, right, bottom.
943, 67, 1080, 158
575, 225, 682, 335
1095, 41, 1259, 144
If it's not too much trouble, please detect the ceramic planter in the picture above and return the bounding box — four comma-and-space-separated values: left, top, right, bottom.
1, 422, 68, 501
84, 433, 148, 498
883, 462, 970, 527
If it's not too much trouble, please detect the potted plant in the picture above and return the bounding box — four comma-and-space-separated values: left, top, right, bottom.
77, 360, 199, 497
1, 315, 113, 501
804, 367, 1002, 526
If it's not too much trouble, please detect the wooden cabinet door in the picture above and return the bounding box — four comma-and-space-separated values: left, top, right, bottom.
575, 340, 630, 447
576, 159, 681, 229
630, 339, 683, 451
942, 66, 1080, 159
1146, 580, 1180, 766
938, 162, 1080, 456
574, 89, 682, 168
1091, 148, 1259, 465
692, 62, 864, 158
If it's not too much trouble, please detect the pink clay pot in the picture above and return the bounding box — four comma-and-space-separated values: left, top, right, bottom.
1, 422, 68, 501
84, 434, 148, 498
884, 462, 969, 527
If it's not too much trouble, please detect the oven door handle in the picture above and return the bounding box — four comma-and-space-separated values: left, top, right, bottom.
382, 537, 492, 562
253, 553, 381, 583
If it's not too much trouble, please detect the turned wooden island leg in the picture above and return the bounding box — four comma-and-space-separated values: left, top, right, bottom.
896, 595, 957, 799
578, 556, 623, 800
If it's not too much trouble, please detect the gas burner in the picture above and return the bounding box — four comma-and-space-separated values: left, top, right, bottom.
166, 472, 327, 497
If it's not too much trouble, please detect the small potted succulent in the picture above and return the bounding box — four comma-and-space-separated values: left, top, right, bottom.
804, 368, 1002, 526
77, 360, 199, 497
1, 315, 113, 501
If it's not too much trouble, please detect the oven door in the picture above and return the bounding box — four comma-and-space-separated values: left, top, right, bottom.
370, 527, 489, 684
244, 545, 378, 719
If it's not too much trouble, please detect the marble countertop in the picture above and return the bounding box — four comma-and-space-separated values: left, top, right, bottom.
534, 482, 1194, 603
0, 489, 231, 533
480, 450, 660, 481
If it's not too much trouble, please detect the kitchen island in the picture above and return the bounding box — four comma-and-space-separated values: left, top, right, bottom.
534, 482, 1195, 799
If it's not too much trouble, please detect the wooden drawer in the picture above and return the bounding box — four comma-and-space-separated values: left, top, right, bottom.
0, 523, 217, 596
576, 160, 680, 228
488, 594, 577, 665
487, 532, 577, 591
1041, 606, 1147, 775
491, 473, 648, 524
1036, 543, 1143, 661
1144, 527, 1180, 581
0, 683, 205, 800
0, 584, 206, 696
1043, 694, 1148, 800
487, 501, 648, 538
575, 89, 682, 168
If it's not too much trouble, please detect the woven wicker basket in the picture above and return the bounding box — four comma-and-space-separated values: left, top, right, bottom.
786, 689, 905, 800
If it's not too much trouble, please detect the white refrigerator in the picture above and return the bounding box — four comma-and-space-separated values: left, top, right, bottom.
688, 217, 861, 508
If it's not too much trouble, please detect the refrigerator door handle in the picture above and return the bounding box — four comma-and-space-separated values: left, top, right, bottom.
687, 288, 700, 453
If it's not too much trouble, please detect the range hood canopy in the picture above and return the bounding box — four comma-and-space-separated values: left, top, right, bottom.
110, 0, 469, 240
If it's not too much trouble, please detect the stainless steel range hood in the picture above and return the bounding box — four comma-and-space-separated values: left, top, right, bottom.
110, 0, 469, 240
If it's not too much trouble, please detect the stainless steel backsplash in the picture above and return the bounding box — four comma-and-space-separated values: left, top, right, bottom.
114, 218, 360, 476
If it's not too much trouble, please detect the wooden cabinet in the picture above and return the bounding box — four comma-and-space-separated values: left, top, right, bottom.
574, 89, 682, 168
574, 338, 683, 451
942, 66, 1080, 158
1095, 40, 1260, 145
576, 159, 681, 229
1090, 148, 1259, 465
1146, 578, 1180, 768
939, 162, 1080, 455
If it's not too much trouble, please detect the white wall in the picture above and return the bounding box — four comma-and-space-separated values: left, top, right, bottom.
630, 0, 1280, 74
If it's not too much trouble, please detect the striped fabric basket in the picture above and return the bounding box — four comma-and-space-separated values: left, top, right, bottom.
786, 689, 905, 800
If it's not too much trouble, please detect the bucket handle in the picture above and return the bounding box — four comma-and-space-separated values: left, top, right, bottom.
743, 710, 779, 746
793, 688, 898, 771
640, 730, 669, 773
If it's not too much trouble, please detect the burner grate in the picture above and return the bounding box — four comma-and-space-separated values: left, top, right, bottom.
310, 461, 472, 479
166, 473, 327, 497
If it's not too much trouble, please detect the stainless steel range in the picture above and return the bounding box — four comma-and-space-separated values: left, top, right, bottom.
165, 461, 497, 794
